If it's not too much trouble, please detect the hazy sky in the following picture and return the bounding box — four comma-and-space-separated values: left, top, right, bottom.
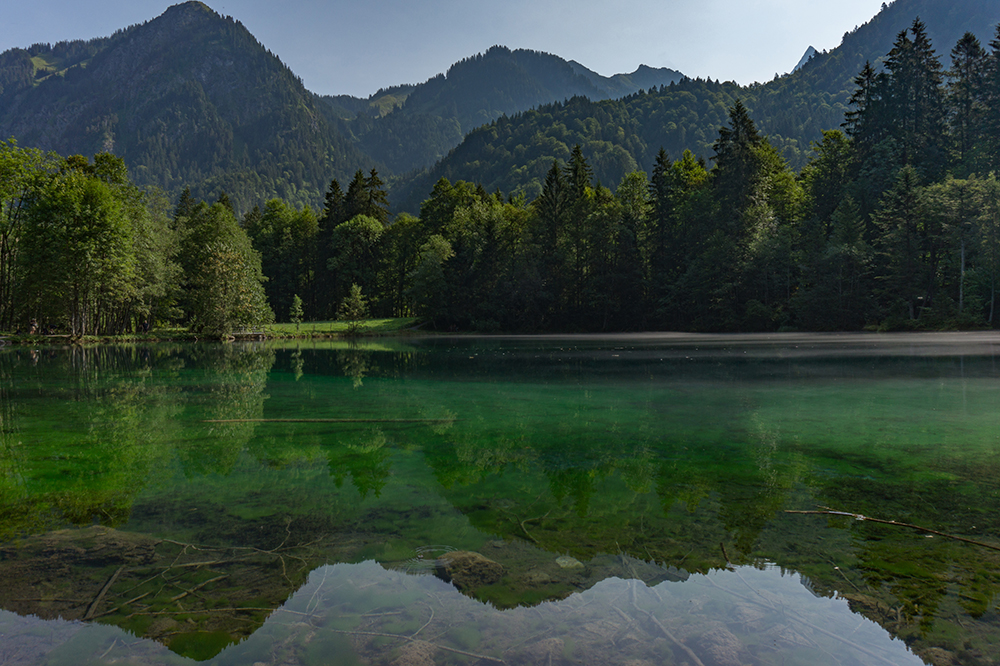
3, 0, 889, 97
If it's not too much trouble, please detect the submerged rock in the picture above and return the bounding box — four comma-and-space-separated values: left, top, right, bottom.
694, 622, 750, 666
842, 592, 895, 623
555, 555, 584, 569
919, 647, 958, 666
521, 638, 564, 663
524, 569, 554, 584
435, 550, 504, 590
391, 639, 437, 666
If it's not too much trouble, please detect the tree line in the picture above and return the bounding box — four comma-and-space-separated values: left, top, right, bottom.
5, 18, 1000, 335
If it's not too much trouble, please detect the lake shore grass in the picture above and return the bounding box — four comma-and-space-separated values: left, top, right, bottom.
0, 318, 423, 345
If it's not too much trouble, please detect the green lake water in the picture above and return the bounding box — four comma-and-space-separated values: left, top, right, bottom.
2, 333, 1000, 665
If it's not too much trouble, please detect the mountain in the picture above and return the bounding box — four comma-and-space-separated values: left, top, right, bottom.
323, 46, 683, 174
390, 0, 1000, 211
0, 1, 376, 212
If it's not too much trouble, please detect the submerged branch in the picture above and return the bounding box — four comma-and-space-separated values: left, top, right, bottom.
202, 418, 457, 424
84, 566, 124, 620
168, 575, 229, 603
785, 509, 1000, 552
632, 583, 706, 666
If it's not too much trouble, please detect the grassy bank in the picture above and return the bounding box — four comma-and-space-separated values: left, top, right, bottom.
0, 318, 423, 345
264, 318, 421, 338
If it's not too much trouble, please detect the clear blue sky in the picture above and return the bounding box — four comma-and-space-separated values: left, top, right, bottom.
3, 0, 888, 97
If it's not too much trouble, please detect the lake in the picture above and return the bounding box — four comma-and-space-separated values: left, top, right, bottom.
2, 333, 1000, 665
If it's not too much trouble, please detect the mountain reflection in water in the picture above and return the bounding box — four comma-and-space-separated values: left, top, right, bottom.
1, 560, 922, 665
1, 334, 1000, 665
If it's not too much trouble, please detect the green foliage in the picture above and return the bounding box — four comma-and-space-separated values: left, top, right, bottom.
0, 140, 60, 330
328, 214, 385, 307
14, 152, 182, 336
244, 199, 318, 322
337, 283, 369, 336
21, 168, 133, 335
379, 212, 425, 317
407, 235, 454, 318
177, 201, 273, 336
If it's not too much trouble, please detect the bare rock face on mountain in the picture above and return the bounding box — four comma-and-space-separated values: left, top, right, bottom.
792, 46, 818, 72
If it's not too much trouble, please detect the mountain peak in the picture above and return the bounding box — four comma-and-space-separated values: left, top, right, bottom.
164, 1, 215, 15
156, 1, 220, 28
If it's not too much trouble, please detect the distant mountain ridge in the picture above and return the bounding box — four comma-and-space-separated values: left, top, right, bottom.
323, 45, 683, 174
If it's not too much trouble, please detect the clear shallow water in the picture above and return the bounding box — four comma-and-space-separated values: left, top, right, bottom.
2, 334, 1000, 665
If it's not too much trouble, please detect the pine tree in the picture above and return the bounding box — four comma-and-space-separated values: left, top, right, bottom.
564, 145, 593, 203
174, 187, 196, 221
314, 178, 345, 319
947, 32, 987, 173
215, 191, 235, 217
884, 19, 947, 177
982, 25, 1000, 171
534, 160, 568, 250
343, 170, 367, 222
647, 148, 674, 305
874, 166, 928, 321
364, 169, 390, 225
342, 169, 390, 225
322, 178, 344, 226
712, 100, 763, 224
561, 146, 594, 323
843, 62, 889, 165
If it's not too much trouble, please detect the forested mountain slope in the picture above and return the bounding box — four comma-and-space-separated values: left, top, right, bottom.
325, 46, 683, 174
0, 1, 375, 212
391, 0, 1000, 212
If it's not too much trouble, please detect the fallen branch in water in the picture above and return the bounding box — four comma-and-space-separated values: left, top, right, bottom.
84, 566, 124, 620
93, 590, 154, 619
636, 582, 707, 666
518, 512, 550, 544
785, 509, 1000, 552
202, 418, 456, 424
636, 605, 707, 666
720, 542, 733, 567
169, 575, 229, 603
125, 606, 308, 619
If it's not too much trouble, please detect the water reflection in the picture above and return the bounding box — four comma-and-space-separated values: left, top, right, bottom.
2, 335, 1000, 665
1, 560, 922, 666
